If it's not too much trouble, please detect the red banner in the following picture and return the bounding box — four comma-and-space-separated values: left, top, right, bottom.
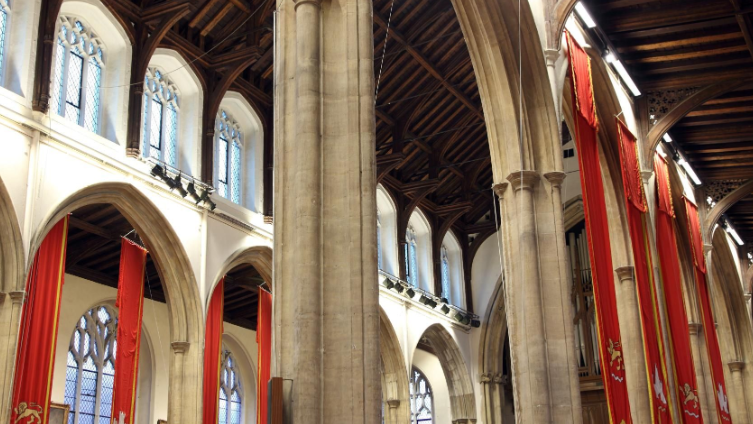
617, 121, 673, 423
684, 199, 732, 422
566, 31, 632, 424
11, 216, 69, 424
111, 239, 148, 424
203, 278, 225, 424
653, 153, 704, 423
257, 289, 272, 424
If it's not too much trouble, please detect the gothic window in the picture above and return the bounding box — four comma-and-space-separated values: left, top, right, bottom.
566, 221, 601, 380
51, 16, 104, 134
219, 347, 242, 424
141, 67, 179, 167
377, 210, 383, 270
410, 367, 433, 424
65, 305, 117, 424
406, 226, 418, 287
440, 246, 450, 301
216, 110, 242, 204
0, 0, 9, 79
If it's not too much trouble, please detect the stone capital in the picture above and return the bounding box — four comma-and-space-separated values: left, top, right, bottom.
264, 215, 273, 224
386, 399, 400, 409
641, 170, 653, 185
688, 322, 702, 335
480, 372, 492, 384
745, 293, 752, 301
543, 49, 560, 67
506, 170, 540, 192
171, 341, 190, 354
9, 291, 26, 304
728, 360, 745, 373
544, 171, 566, 188
492, 183, 509, 199
615, 266, 635, 283
492, 373, 505, 385
704, 243, 713, 254
294, 0, 322, 9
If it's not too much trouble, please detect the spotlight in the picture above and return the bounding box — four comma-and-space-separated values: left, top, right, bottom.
404, 288, 416, 299
172, 175, 188, 197
427, 299, 438, 308
441, 305, 450, 314
454, 312, 471, 326
440, 297, 448, 304
393, 284, 405, 294
419, 295, 432, 305
187, 182, 202, 204
382, 279, 395, 290
198, 189, 217, 211
471, 319, 481, 328
150, 164, 165, 179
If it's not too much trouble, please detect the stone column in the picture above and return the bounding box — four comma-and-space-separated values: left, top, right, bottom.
688, 323, 716, 424
543, 49, 562, 123
727, 361, 749, 422
274, 0, 380, 423
169, 341, 190, 424
0, 291, 25, 424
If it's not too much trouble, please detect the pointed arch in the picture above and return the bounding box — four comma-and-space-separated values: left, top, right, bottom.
209, 245, 273, 298
379, 308, 410, 424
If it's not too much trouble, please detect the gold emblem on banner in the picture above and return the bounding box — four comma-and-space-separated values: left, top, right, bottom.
607, 339, 624, 371
681, 383, 700, 409
14, 402, 43, 424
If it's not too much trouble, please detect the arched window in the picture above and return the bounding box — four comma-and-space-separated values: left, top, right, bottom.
142, 67, 179, 166
440, 246, 450, 301
215, 110, 243, 204
406, 226, 418, 287
377, 210, 383, 270
51, 16, 104, 134
65, 305, 117, 423
0, 0, 9, 79
410, 367, 433, 424
219, 346, 242, 424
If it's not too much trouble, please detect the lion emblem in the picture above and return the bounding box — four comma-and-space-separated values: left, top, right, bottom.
14, 402, 42, 424
607, 339, 623, 371
681, 383, 700, 409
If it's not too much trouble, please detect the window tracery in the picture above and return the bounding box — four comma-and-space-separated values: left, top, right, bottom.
377, 210, 383, 270
219, 347, 242, 424
216, 110, 242, 204
440, 246, 450, 301
410, 367, 433, 424
0, 0, 9, 80
65, 305, 117, 424
52, 16, 104, 134
406, 226, 418, 287
142, 67, 179, 166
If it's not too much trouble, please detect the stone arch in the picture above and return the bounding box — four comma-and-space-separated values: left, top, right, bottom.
28, 182, 203, 424
548, 0, 579, 50
703, 180, 753, 242
208, 245, 274, 298
221, 332, 259, 424
415, 324, 476, 422
477, 276, 514, 424
379, 309, 410, 424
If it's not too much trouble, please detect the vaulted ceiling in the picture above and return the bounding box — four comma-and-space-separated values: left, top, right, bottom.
583, 0, 753, 243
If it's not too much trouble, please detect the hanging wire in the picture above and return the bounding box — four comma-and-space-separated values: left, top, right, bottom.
101, 0, 274, 91
374, 0, 397, 104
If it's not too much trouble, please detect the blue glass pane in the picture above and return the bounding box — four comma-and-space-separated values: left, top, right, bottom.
52, 40, 66, 115
150, 98, 163, 161
218, 135, 229, 198
441, 258, 450, 301
84, 58, 101, 133
141, 93, 149, 156
218, 397, 228, 424
230, 141, 241, 204
0, 8, 8, 79
64, 51, 83, 124
166, 104, 178, 167
230, 400, 241, 424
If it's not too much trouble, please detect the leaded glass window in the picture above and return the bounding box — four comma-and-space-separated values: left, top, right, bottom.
0, 0, 10, 80
406, 226, 418, 287
65, 305, 117, 424
141, 67, 179, 166
219, 347, 242, 424
216, 110, 242, 204
410, 367, 433, 424
441, 246, 450, 301
51, 17, 104, 134
377, 210, 383, 270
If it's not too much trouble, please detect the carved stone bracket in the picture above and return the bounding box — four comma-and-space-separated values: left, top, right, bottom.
9, 291, 26, 304
647, 87, 700, 126
728, 360, 745, 373
688, 323, 702, 335
544, 171, 567, 188
615, 266, 635, 284
506, 170, 540, 192
386, 399, 400, 409
492, 182, 509, 199
171, 341, 190, 354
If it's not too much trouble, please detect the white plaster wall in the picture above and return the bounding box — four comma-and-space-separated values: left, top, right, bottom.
408, 208, 434, 294
412, 349, 452, 424
0, 118, 31, 245
51, 275, 259, 424
377, 185, 399, 277
3, 0, 41, 100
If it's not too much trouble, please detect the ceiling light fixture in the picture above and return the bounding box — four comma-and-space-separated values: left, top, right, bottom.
604, 50, 616, 64
663, 133, 672, 143
612, 60, 641, 97
574, 2, 597, 28
726, 221, 745, 246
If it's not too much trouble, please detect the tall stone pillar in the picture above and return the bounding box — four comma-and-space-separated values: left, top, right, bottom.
688, 323, 716, 424
273, 0, 380, 423
727, 361, 750, 422
0, 291, 25, 424
169, 341, 190, 423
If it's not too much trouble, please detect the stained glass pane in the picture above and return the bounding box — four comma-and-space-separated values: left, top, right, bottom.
149, 98, 163, 160
84, 58, 101, 133
52, 39, 66, 115
377, 215, 383, 270
409, 243, 418, 287
0, 7, 8, 81
218, 135, 228, 198
141, 93, 150, 155
64, 51, 83, 124
441, 249, 450, 301
219, 349, 242, 424
230, 141, 241, 204
410, 368, 433, 424
166, 104, 178, 166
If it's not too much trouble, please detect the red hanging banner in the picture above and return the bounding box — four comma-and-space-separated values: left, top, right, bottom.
203, 278, 225, 424
256, 288, 272, 424
654, 153, 704, 423
684, 199, 732, 422
11, 216, 69, 424
110, 238, 148, 424
616, 121, 673, 423
565, 31, 633, 424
